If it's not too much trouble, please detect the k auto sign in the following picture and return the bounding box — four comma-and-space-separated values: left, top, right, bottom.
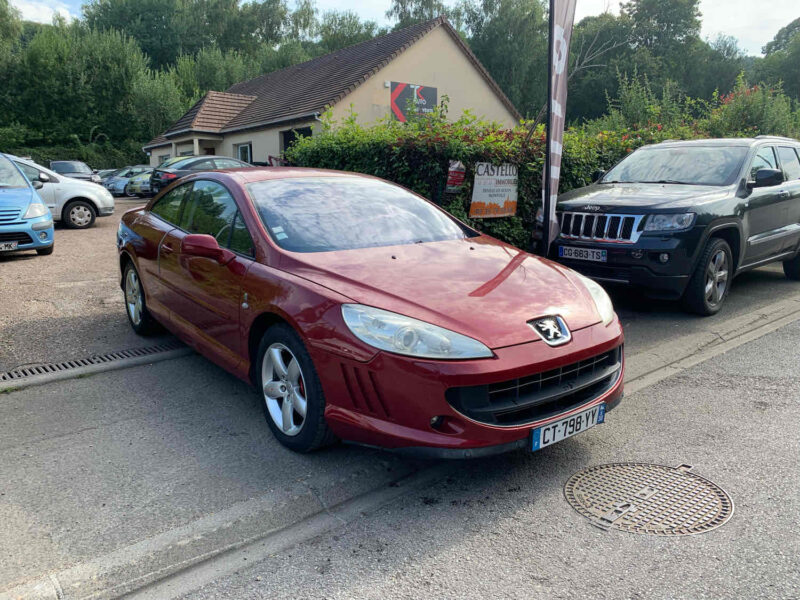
390, 82, 437, 121
469, 163, 518, 218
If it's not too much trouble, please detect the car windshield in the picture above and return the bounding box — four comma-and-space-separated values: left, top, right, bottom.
52, 161, 91, 174
248, 176, 473, 253
602, 146, 749, 186
0, 155, 29, 188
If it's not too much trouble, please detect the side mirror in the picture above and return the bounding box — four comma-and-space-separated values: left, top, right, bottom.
38, 172, 50, 183
591, 169, 606, 183
181, 234, 235, 265
750, 168, 783, 189
32, 180, 43, 190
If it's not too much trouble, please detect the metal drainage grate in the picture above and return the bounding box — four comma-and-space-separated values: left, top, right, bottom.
564, 463, 734, 536
0, 340, 186, 383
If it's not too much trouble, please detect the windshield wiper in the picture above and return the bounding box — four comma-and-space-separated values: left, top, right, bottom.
638, 180, 692, 185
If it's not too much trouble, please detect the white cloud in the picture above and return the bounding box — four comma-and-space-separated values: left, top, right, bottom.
10, 0, 75, 24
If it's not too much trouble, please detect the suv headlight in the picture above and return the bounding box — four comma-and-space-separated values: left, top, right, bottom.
341, 304, 493, 360
644, 213, 695, 232
576, 274, 615, 326
24, 201, 49, 219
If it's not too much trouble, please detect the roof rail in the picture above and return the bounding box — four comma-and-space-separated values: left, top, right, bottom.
754, 135, 796, 141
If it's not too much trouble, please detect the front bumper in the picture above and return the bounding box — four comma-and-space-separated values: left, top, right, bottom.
551, 227, 704, 299
313, 319, 624, 455
0, 215, 54, 251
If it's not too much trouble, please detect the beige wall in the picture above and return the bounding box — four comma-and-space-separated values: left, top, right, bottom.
330, 26, 518, 128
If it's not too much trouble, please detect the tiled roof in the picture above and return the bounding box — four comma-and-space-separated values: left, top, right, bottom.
144, 16, 520, 149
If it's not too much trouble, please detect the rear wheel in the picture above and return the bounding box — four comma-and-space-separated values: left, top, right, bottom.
783, 253, 800, 280
256, 323, 335, 452
682, 238, 732, 316
63, 200, 96, 229
123, 262, 158, 335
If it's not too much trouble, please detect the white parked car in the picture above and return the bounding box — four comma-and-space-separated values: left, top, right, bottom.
11, 156, 115, 229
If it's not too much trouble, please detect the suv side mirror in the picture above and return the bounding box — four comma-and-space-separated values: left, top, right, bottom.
32, 180, 43, 190
750, 168, 783, 189
38, 172, 50, 183
181, 234, 235, 265
591, 169, 606, 183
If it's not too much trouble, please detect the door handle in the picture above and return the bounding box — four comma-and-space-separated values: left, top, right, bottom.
160, 244, 174, 255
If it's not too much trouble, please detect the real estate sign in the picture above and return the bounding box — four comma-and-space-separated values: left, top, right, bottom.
469, 163, 518, 218
390, 82, 437, 121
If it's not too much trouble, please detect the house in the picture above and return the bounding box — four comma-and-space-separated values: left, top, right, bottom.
143, 16, 522, 167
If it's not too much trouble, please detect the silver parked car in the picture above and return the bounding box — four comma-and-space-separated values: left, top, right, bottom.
12, 156, 115, 229
103, 165, 152, 197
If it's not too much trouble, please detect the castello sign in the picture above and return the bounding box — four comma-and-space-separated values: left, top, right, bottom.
470, 162, 519, 219
474, 163, 518, 178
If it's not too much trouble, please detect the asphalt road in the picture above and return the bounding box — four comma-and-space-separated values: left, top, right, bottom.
177, 319, 800, 600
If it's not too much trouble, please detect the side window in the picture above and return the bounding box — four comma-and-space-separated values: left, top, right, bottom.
750, 146, 777, 179
215, 158, 244, 169
151, 182, 192, 225
229, 211, 254, 256
778, 147, 800, 181
16, 162, 39, 182
179, 180, 237, 243
189, 159, 215, 171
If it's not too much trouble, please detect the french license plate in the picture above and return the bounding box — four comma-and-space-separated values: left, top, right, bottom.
0, 241, 18, 251
559, 246, 607, 262
531, 404, 605, 452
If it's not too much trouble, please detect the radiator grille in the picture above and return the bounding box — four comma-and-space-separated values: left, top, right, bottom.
559, 212, 644, 244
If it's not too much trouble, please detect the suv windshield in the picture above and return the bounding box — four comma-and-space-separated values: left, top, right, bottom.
0, 155, 29, 188
51, 161, 91, 174
603, 146, 749, 186
248, 176, 472, 253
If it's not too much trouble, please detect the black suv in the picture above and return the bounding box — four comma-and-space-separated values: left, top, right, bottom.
552, 137, 800, 315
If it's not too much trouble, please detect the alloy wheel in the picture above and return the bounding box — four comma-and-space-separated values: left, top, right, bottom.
125, 268, 143, 326
70, 205, 93, 227
261, 343, 308, 437
704, 249, 728, 307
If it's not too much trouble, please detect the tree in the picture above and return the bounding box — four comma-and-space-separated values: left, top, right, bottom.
0, 0, 21, 45
316, 10, 384, 53
620, 0, 700, 53
386, 0, 448, 29
763, 17, 800, 55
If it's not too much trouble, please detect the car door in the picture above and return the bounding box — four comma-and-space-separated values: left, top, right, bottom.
132, 182, 193, 320
15, 162, 56, 212
775, 146, 800, 253
158, 179, 254, 371
743, 145, 785, 262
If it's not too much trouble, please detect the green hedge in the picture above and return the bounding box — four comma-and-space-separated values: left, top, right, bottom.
3, 140, 146, 169
285, 110, 693, 249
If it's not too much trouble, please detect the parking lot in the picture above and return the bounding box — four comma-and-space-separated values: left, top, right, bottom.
2, 207, 800, 598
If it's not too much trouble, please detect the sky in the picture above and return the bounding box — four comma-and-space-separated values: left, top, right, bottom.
9, 0, 800, 57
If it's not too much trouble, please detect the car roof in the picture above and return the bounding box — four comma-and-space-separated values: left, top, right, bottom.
222, 167, 377, 184
653, 136, 799, 149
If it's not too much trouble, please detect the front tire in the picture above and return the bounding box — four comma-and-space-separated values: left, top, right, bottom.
125, 184, 137, 198
63, 200, 96, 229
122, 262, 158, 335
256, 323, 335, 453
783, 253, 800, 280
682, 238, 732, 316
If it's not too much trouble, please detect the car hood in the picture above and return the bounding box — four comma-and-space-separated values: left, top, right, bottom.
0, 186, 36, 211
559, 182, 731, 211
280, 236, 603, 349
60, 177, 106, 193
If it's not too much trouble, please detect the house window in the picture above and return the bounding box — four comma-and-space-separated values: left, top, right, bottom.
158, 154, 170, 163
179, 150, 193, 156
280, 127, 312, 152
236, 143, 252, 164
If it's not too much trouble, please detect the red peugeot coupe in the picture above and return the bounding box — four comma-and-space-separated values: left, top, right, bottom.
117, 168, 624, 457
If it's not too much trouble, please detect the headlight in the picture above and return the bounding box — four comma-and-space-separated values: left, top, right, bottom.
92, 174, 102, 183
341, 304, 493, 360
576, 274, 615, 326
24, 201, 49, 219
644, 213, 695, 232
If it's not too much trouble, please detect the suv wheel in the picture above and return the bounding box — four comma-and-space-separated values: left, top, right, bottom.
682, 237, 732, 316
63, 200, 96, 229
255, 324, 336, 453
782, 253, 800, 280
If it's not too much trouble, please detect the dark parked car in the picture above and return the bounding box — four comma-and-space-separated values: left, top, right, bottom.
552, 136, 800, 315
118, 168, 623, 456
49, 160, 102, 183
149, 155, 251, 195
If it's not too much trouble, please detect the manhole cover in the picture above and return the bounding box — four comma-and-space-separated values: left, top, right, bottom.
564, 463, 733, 536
